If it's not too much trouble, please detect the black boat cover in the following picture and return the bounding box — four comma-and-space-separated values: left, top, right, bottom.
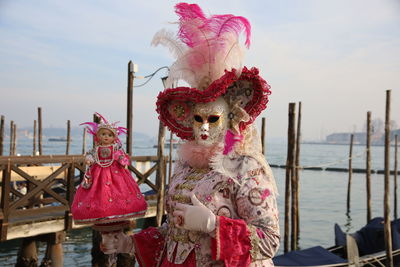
335, 217, 400, 256
272, 246, 347, 266
273, 217, 400, 266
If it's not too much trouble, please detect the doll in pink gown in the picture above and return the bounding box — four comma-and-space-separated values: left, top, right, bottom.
71, 113, 147, 231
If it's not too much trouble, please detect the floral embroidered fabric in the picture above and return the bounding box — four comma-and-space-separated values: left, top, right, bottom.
132, 152, 279, 266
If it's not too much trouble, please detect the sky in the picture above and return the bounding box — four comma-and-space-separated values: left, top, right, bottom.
0, 0, 399, 141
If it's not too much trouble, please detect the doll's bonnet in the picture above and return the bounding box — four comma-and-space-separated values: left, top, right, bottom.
80, 113, 127, 144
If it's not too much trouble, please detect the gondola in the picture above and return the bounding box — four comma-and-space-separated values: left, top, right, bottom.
273, 217, 400, 266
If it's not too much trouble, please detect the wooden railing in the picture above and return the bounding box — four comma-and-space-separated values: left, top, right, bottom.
0, 154, 166, 241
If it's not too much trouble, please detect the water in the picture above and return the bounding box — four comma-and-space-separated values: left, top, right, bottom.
0, 137, 398, 266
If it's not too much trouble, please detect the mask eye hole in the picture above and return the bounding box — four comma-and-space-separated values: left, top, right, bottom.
194, 115, 203, 123
207, 115, 220, 123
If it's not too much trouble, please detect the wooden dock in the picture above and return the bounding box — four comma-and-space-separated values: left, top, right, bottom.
0, 154, 167, 266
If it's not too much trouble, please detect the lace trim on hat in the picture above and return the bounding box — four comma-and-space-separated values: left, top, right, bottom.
156, 67, 271, 140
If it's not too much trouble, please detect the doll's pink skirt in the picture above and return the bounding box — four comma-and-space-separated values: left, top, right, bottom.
71, 161, 147, 224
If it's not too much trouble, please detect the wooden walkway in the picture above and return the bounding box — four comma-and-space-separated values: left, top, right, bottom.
0, 154, 167, 242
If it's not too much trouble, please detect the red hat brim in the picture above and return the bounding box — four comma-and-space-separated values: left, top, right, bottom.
156, 67, 271, 140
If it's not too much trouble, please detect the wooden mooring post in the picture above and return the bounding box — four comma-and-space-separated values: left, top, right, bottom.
366, 111, 372, 222
126, 61, 135, 156
37, 231, 65, 267
285, 103, 296, 252
290, 103, 298, 251
347, 134, 354, 213
294, 101, 302, 248
0, 115, 4, 156
66, 120, 71, 155
16, 233, 66, 267
9, 120, 14, 155
38, 107, 43, 155
384, 89, 393, 267
13, 123, 17, 155
82, 128, 87, 155
394, 134, 398, 219
0, 158, 11, 240
15, 236, 38, 267
156, 121, 166, 227
33, 120, 37, 156
93, 114, 100, 146
261, 117, 266, 155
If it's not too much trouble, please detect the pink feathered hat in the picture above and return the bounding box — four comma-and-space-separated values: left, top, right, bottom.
154, 3, 271, 140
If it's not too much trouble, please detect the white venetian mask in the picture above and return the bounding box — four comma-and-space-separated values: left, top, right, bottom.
192, 97, 229, 146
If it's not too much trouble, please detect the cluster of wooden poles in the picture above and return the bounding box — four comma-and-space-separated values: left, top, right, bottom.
0, 62, 138, 158
1, 60, 399, 266
282, 90, 399, 267
347, 116, 399, 219
0, 108, 88, 157
0, 61, 147, 160
283, 101, 302, 253
345, 91, 398, 267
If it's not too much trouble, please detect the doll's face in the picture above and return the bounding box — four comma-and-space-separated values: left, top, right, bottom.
192, 98, 229, 146
97, 128, 115, 145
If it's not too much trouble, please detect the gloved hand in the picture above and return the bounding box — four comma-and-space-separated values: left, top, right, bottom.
173, 193, 216, 233
101, 231, 134, 255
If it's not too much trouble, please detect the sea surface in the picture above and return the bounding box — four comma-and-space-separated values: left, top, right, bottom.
0, 137, 398, 266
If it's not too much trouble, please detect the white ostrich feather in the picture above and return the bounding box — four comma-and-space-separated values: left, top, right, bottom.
151, 29, 187, 60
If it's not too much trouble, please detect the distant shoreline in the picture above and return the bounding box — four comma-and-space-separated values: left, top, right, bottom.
302, 141, 397, 147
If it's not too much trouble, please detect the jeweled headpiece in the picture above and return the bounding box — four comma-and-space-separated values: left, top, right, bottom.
80, 113, 127, 144
155, 3, 271, 140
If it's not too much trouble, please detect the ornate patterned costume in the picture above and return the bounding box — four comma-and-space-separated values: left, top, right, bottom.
133, 150, 279, 266
100, 3, 280, 266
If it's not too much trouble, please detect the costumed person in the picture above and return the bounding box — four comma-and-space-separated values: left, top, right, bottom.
101, 3, 280, 266
71, 113, 147, 262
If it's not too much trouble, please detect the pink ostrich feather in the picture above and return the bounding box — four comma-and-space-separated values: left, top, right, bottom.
175, 3, 207, 48
175, 3, 251, 49
80, 122, 98, 136
209, 14, 251, 48
117, 127, 128, 136
153, 3, 252, 89
175, 2, 206, 21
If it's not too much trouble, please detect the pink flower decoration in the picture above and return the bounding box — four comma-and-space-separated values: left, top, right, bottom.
227, 178, 234, 184
261, 189, 270, 200
119, 156, 130, 166
205, 195, 212, 202
114, 150, 130, 166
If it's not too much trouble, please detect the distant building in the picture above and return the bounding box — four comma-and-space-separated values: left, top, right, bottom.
326, 132, 366, 144
326, 129, 399, 145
